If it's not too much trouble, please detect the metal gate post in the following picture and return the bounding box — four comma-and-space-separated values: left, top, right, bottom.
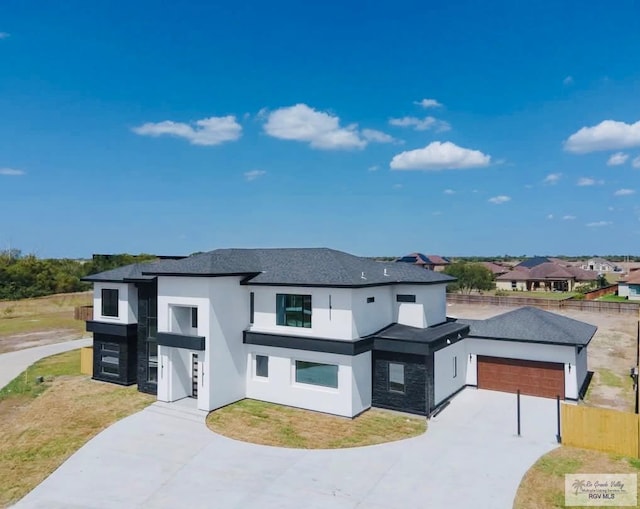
556, 395, 562, 443
517, 390, 521, 437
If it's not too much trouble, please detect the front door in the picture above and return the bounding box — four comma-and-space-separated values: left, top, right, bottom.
191, 353, 198, 398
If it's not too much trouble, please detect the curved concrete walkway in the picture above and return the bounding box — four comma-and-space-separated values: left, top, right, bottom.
0, 338, 92, 389
13, 389, 558, 509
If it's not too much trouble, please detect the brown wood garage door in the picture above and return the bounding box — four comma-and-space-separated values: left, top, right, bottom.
477, 356, 565, 399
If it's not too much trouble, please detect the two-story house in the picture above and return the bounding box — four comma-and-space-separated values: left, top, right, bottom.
84, 248, 596, 418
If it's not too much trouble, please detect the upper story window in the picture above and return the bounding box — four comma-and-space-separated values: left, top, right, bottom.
396, 294, 416, 303
191, 307, 198, 328
276, 294, 311, 328
367, 296, 375, 303
101, 289, 119, 317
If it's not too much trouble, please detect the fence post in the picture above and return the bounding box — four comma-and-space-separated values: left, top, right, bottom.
556, 395, 562, 444
517, 390, 521, 437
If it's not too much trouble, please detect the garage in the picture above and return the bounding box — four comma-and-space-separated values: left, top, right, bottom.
477, 355, 565, 399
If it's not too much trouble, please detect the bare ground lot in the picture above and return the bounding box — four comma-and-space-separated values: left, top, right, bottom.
447, 302, 637, 412
0, 292, 92, 354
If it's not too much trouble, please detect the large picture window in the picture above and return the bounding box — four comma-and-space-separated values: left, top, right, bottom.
101, 289, 119, 317
295, 361, 338, 388
100, 342, 120, 376
276, 294, 312, 328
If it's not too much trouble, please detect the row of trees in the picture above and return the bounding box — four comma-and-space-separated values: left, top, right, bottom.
0, 251, 156, 300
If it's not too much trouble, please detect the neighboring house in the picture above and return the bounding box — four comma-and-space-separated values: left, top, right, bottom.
617, 270, 640, 301
396, 253, 451, 272
496, 262, 598, 292
479, 261, 509, 276
515, 256, 551, 269
581, 257, 620, 273
83, 248, 596, 418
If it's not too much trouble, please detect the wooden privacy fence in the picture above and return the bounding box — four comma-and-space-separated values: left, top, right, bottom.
74, 305, 93, 321
80, 347, 93, 376
447, 293, 640, 314
561, 403, 639, 458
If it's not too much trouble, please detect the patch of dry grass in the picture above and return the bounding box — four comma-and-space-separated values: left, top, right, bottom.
0, 350, 154, 507
514, 446, 640, 509
206, 399, 426, 449
0, 292, 91, 342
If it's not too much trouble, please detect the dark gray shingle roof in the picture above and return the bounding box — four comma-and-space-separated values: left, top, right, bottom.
82, 261, 164, 282
457, 307, 597, 346
85, 248, 454, 287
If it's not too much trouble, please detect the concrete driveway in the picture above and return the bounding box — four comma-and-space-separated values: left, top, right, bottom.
13, 389, 559, 509
0, 338, 92, 390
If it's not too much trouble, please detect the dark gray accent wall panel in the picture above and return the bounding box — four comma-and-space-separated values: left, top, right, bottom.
86, 321, 137, 337
136, 281, 158, 395
372, 351, 428, 416
244, 331, 372, 356
157, 332, 205, 351
92, 332, 137, 386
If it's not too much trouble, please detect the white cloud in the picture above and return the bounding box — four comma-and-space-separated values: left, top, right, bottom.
263, 104, 386, 150
543, 173, 562, 184
388, 116, 450, 132
614, 188, 635, 196
607, 152, 629, 166
361, 128, 397, 144
563, 215, 576, 220
577, 177, 604, 186
564, 120, 640, 153
414, 98, 442, 109
443, 189, 456, 195
563, 76, 574, 86
0, 167, 24, 176
632, 156, 640, 168
367, 165, 379, 172
390, 141, 491, 171
133, 116, 242, 146
488, 195, 511, 205
244, 170, 266, 182
586, 221, 612, 227
0, 32, 9, 40
547, 214, 554, 220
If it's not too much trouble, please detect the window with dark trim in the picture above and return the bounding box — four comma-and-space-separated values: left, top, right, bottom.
453, 356, 457, 378
396, 294, 416, 303
276, 294, 311, 328
295, 361, 338, 388
250, 292, 255, 324
255, 354, 268, 378
388, 362, 405, 393
511, 281, 517, 289
101, 289, 119, 317
367, 296, 375, 303
191, 307, 198, 328
147, 341, 158, 382
100, 342, 120, 376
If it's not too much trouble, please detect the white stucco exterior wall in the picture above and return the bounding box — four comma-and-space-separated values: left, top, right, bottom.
249, 286, 353, 340
351, 287, 394, 338
245, 344, 367, 417
434, 340, 467, 405
393, 284, 447, 328
618, 283, 630, 298
93, 282, 138, 324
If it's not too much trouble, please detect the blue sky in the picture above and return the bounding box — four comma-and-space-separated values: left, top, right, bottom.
1, 1, 639, 258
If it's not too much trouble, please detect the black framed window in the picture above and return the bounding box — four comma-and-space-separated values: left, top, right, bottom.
255, 355, 268, 378
511, 281, 517, 289
396, 294, 416, 303
101, 289, 119, 317
367, 296, 375, 303
250, 292, 255, 324
276, 294, 311, 328
388, 362, 405, 393
100, 342, 119, 376
295, 361, 338, 388
148, 341, 158, 382
191, 307, 198, 328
